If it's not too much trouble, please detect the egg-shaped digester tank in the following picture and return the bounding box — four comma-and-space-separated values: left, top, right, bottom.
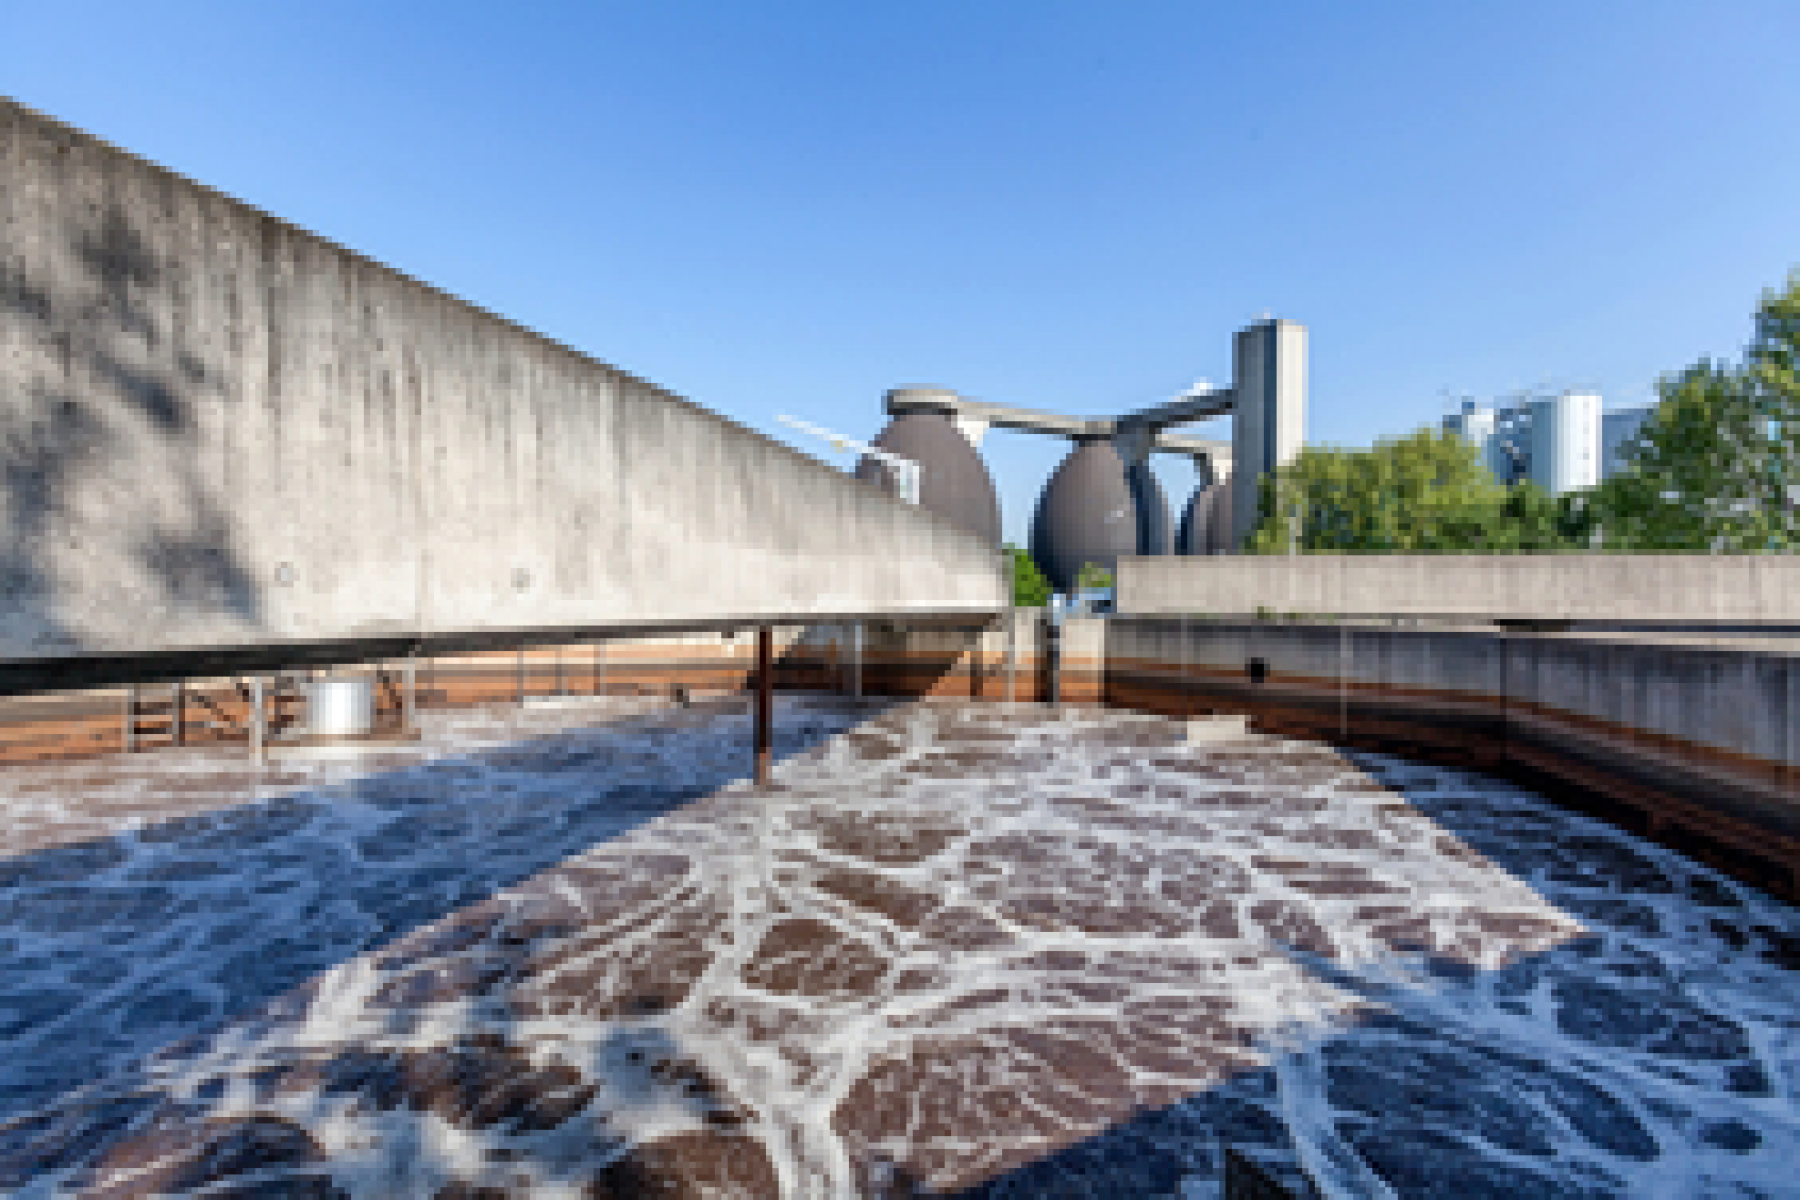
1176, 485, 1208, 556
1208, 478, 1238, 554
853, 410, 1002, 547
1029, 438, 1173, 595
1178, 479, 1234, 555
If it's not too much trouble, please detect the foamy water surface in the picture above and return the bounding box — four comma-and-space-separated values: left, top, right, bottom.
0, 696, 1795, 1198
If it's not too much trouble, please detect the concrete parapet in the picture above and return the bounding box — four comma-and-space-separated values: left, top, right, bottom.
1117, 554, 1800, 624
0, 97, 1004, 663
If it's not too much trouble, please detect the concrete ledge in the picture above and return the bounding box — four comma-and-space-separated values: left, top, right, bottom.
1118, 555, 1800, 623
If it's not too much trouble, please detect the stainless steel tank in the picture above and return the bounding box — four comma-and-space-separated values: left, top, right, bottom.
307, 674, 374, 737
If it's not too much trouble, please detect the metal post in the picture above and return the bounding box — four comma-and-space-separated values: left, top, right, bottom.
172, 680, 184, 746
403, 653, 417, 732
852, 620, 864, 701
123, 683, 136, 753
598, 641, 609, 697
1339, 620, 1347, 740
1181, 611, 1189, 719
1005, 608, 1017, 704
516, 646, 525, 705
250, 676, 266, 764
755, 625, 773, 786
555, 644, 566, 697
1047, 609, 1061, 707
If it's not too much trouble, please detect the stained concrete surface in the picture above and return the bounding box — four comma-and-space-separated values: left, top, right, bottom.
0, 697, 1796, 1198
2, 97, 1006, 661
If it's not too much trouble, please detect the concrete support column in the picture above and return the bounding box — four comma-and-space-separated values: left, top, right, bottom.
1230, 319, 1308, 552
756, 626, 773, 786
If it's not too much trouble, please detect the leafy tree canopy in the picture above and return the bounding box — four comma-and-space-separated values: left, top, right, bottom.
1591, 269, 1798, 551
1075, 562, 1115, 590
1241, 268, 1799, 554
1241, 427, 1588, 552
1004, 544, 1053, 607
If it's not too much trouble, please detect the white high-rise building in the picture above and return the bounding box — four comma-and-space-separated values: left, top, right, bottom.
1529, 392, 1602, 494
1442, 401, 1505, 480
1601, 405, 1656, 476
1443, 391, 1624, 496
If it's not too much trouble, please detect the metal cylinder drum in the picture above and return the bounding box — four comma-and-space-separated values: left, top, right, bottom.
307, 675, 374, 737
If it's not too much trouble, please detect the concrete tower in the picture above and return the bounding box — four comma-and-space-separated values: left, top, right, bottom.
1229, 320, 1308, 550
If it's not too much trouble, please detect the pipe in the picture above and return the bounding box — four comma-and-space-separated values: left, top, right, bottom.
1005, 608, 1017, 703
756, 625, 773, 786
250, 676, 266, 764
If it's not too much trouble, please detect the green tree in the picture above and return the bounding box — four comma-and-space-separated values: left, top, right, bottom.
1075, 561, 1114, 590
1243, 427, 1528, 552
1004, 544, 1053, 607
1590, 271, 1800, 552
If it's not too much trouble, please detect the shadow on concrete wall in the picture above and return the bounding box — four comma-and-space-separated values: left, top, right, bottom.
2, 201, 262, 655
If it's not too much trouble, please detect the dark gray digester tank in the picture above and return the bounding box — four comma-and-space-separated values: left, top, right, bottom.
1029, 439, 1173, 595
854, 412, 1002, 547
1177, 479, 1233, 556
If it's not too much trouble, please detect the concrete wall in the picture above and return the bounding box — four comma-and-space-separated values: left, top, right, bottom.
1106, 616, 1800, 901
1108, 618, 1798, 773
0, 98, 1005, 663
1, 604, 1792, 899
1117, 554, 1800, 623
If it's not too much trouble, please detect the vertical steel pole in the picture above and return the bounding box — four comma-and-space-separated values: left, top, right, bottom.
1005, 608, 1017, 704
852, 620, 864, 701
250, 676, 266, 764
124, 683, 136, 753
172, 680, 184, 746
403, 653, 417, 732
755, 625, 773, 786
1339, 619, 1348, 740
516, 646, 525, 705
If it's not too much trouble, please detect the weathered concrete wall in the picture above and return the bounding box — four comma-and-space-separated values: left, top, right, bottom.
0, 98, 1005, 662
1108, 619, 1799, 773
1107, 616, 1800, 900
1117, 554, 1800, 622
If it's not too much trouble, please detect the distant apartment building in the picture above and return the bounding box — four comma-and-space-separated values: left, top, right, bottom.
1443, 393, 1656, 495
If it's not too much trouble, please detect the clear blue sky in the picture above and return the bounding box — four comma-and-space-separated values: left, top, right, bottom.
7, 1, 1797, 548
